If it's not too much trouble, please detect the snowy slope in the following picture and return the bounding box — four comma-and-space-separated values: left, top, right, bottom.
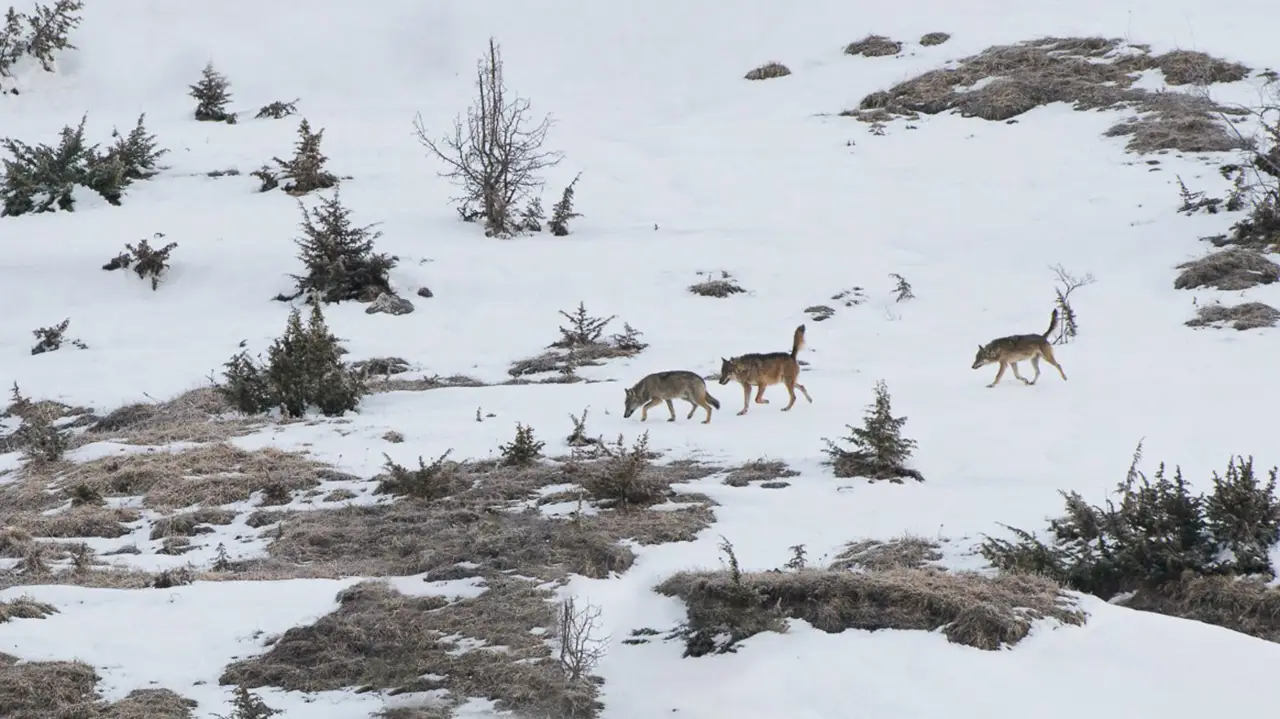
3, 0, 1280, 717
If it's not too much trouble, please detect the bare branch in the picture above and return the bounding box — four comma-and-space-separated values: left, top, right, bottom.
556, 596, 609, 682
414, 37, 564, 237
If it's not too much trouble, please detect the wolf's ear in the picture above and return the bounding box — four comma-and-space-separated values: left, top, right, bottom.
976, 344, 983, 352
720, 357, 727, 364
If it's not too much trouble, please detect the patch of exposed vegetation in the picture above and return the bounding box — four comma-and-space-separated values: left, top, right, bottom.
722, 459, 799, 487
844, 35, 902, 58
919, 32, 950, 47
1186, 301, 1280, 330
830, 535, 944, 572
87, 387, 264, 445
0, 654, 196, 718
0, 596, 57, 623
689, 270, 746, 298
744, 62, 791, 81
658, 537, 1082, 657
507, 302, 647, 381
1174, 247, 1280, 290
850, 37, 1253, 154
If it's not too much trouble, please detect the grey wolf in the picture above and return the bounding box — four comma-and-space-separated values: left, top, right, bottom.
971, 309, 1068, 388
623, 370, 722, 424
718, 324, 813, 415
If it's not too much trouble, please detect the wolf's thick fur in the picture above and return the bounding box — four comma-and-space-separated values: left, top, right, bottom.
718, 324, 813, 415
624, 370, 722, 424
971, 309, 1068, 388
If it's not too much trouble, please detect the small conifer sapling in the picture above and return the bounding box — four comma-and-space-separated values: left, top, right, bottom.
821, 379, 923, 483
273, 118, 337, 195
189, 61, 234, 122
548, 172, 582, 236
286, 188, 396, 303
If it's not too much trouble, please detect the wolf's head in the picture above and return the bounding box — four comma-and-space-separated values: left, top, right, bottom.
718, 357, 741, 385
971, 343, 998, 369
623, 385, 644, 418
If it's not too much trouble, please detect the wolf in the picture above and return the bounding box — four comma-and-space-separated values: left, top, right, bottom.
718, 324, 813, 415
971, 309, 1068, 388
623, 370, 722, 424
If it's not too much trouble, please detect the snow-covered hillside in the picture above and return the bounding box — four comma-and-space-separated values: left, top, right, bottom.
3, 0, 1280, 717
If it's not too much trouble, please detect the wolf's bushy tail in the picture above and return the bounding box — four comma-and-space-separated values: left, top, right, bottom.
705, 393, 721, 410
790, 324, 807, 359
1042, 309, 1059, 340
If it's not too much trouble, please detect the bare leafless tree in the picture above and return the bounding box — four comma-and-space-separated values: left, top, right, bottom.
413, 38, 563, 238
1049, 264, 1095, 345
556, 596, 609, 681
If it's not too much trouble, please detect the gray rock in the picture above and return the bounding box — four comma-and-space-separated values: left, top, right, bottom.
365, 292, 415, 316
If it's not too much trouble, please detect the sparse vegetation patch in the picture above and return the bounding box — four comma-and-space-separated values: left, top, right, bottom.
101, 232, 178, 290
657, 537, 1082, 657
1173, 247, 1279, 290
919, 32, 950, 47
1186, 301, 1280, 330
508, 302, 647, 380
844, 35, 902, 58
689, 270, 746, 298
850, 37, 1252, 154
745, 62, 791, 81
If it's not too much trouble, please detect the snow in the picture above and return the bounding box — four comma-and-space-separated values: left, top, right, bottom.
3, 0, 1280, 717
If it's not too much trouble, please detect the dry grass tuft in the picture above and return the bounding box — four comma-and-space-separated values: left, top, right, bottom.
689, 273, 746, 298
1123, 574, 1280, 642
0, 595, 58, 622
149, 507, 239, 540
1151, 49, 1249, 85
845, 35, 902, 57
830, 535, 944, 572
1186, 301, 1280, 330
0, 657, 101, 718
221, 579, 602, 718
745, 62, 791, 81
919, 32, 951, 47
10, 506, 142, 539
851, 36, 1252, 154
102, 688, 198, 718
86, 387, 265, 445
722, 459, 799, 487
658, 566, 1084, 655
1174, 248, 1280, 291
365, 374, 488, 394
52, 443, 338, 509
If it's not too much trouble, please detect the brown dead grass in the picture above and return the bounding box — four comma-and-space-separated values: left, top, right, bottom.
689, 276, 746, 298
722, 459, 799, 487
149, 507, 238, 540
830, 535, 944, 572
851, 37, 1253, 154
658, 566, 1084, 655
0, 656, 101, 718
745, 62, 791, 81
919, 32, 951, 47
85, 387, 265, 446
221, 578, 601, 718
1123, 575, 1280, 642
845, 35, 902, 57
10, 506, 142, 539
53, 443, 337, 509
0, 655, 195, 718
1174, 247, 1280, 290
102, 688, 198, 718
366, 373, 488, 394
0, 595, 58, 622
1186, 301, 1280, 330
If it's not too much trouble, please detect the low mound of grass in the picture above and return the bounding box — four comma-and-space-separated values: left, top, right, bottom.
1174, 248, 1280, 291
658, 564, 1083, 655
1186, 301, 1280, 331
850, 36, 1252, 153
221, 579, 600, 718
745, 62, 791, 81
